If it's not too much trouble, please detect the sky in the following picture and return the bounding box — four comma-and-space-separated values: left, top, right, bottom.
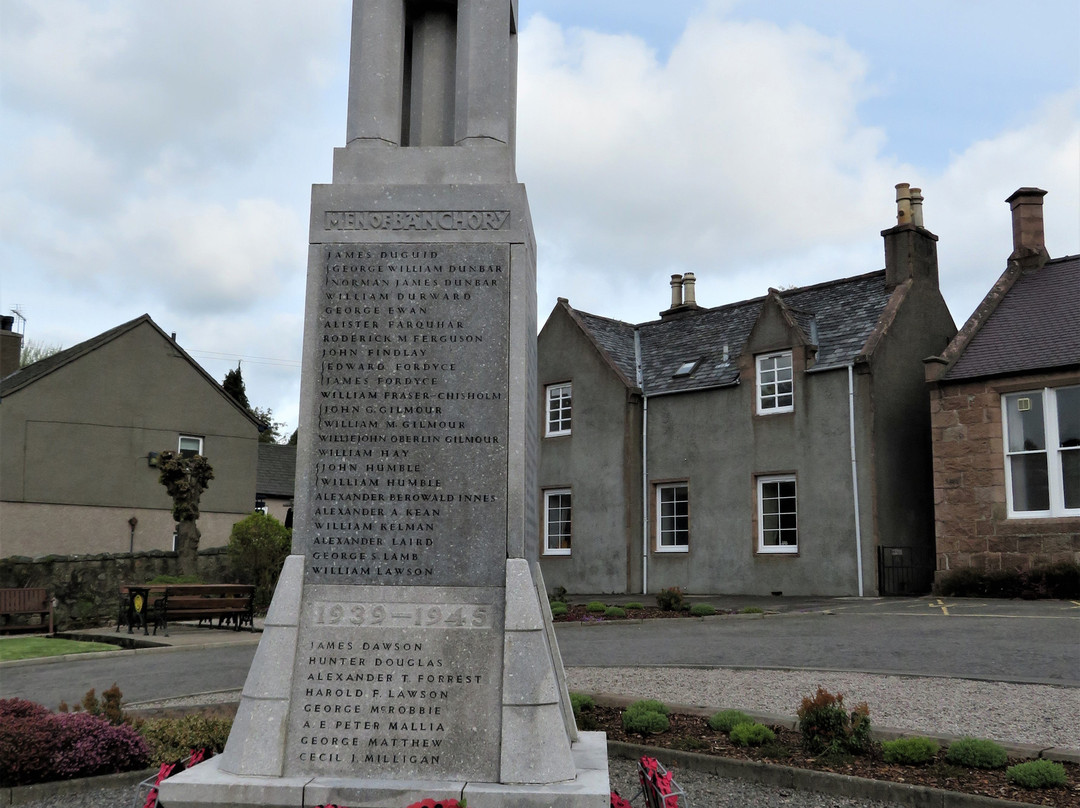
2, 0, 1077, 439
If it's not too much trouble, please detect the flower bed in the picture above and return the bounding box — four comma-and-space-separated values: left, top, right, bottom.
588, 704, 1078, 807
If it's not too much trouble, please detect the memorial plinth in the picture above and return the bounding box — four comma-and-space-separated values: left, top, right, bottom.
159, 2, 608, 806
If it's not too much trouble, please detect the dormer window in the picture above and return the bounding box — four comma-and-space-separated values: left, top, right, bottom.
756, 352, 793, 414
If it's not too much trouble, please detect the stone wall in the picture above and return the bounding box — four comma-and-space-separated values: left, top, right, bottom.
0, 548, 234, 629
930, 377, 1080, 579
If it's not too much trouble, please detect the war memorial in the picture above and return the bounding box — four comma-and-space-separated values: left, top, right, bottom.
159, 1, 610, 806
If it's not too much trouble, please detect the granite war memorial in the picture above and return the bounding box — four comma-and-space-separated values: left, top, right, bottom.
159, 1, 609, 806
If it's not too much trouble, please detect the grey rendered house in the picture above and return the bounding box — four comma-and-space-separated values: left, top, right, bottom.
537, 185, 957, 597
926, 189, 1079, 578
0, 314, 263, 558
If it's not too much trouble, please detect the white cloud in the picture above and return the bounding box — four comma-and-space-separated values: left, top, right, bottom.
520, 11, 908, 321
110, 196, 304, 313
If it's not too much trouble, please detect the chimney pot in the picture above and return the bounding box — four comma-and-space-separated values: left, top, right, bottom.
895, 183, 912, 225
1005, 187, 1048, 261
669, 274, 684, 309
682, 272, 697, 306
910, 187, 924, 227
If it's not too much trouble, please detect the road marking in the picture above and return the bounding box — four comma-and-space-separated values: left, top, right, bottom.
930, 598, 950, 616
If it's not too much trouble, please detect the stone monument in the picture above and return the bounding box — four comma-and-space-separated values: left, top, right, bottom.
159, 2, 609, 806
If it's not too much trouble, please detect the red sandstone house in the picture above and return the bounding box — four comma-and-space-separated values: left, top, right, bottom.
926, 188, 1079, 581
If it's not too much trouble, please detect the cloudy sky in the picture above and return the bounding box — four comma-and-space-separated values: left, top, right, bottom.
2, 0, 1077, 439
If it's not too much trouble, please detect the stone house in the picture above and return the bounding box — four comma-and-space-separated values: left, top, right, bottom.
0, 314, 264, 558
537, 185, 957, 596
926, 189, 1079, 579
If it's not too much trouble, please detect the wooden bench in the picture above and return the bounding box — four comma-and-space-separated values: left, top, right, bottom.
0, 587, 53, 635
148, 584, 255, 636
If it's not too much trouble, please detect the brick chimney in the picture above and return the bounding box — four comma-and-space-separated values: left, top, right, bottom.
882, 182, 939, 290
0, 316, 22, 378
1006, 187, 1049, 263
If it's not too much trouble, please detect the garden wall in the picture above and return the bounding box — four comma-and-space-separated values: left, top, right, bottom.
0, 548, 234, 630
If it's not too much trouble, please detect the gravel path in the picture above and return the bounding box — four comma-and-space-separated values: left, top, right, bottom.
567, 666, 1080, 748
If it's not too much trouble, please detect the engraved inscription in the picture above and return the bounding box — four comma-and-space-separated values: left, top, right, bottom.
324, 210, 511, 231
305, 243, 510, 587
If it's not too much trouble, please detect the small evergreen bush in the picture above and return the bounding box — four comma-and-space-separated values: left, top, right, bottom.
708, 710, 754, 733
604, 606, 627, 618
881, 736, 939, 764
622, 700, 670, 734
796, 688, 871, 755
730, 722, 776, 747
569, 692, 595, 718
627, 699, 668, 715
585, 601, 607, 613
945, 737, 1008, 769
136, 713, 233, 765
656, 587, 685, 611
549, 601, 568, 617
689, 603, 716, 616
550, 586, 568, 604
624, 602, 644, 610
740, 606, 764, 614
1006, 759, 1067, 789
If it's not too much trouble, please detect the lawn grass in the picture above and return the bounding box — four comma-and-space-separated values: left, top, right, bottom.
0, 636, 118, 661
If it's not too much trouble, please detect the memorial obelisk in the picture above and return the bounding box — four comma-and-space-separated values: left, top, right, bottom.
159, 2, 609, 806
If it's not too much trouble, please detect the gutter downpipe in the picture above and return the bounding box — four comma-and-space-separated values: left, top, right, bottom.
635, 329, 648, 595
848, 364, 865, 597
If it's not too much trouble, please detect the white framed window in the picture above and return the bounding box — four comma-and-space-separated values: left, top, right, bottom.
757, 352, 794, 414
545, 383, 572, 437
178, 435, 204, 458
542, 489, 572, 556
758, 475, 798, 553
656, 483, 689, 552
1003, 386, 1080, 517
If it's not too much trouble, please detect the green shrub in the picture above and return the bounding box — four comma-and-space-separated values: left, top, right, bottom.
740, 606, 764, 614
1006, 759, 1067, 789
624, 602, 644, 610
585, 601, 607, 613
228, 512, 291, 611
881, 736, 939, 764
550, 586, 568, 604
936, 562, 1080, 599
568, 692, 595, 718
136, 713, 233, 765
622, 701, 669, 734
656, 587, 685, 611
689, 603, 715, 616
626, 699, 668, 716
549, 601, 569, 617
730, 722, 776, 747
604, 606, 627, 618
796, 688, 871, 755
708, 710, 754, 733
945, 737, 1008, 769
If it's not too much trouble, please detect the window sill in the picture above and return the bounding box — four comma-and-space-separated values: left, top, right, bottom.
654, 546, 689, 554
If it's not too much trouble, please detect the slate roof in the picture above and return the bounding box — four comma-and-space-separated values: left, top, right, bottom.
567, 270, 894, 396
257, 443, 297, 497
944, 255, 1080, 381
